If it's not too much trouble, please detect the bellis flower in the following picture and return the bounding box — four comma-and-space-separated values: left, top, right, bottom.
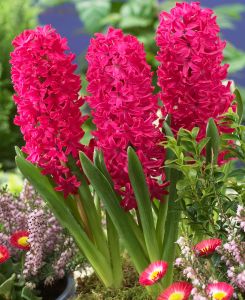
11, 25, 89, 196
139, 261, 168, 286
158, 281, 193, 300
10, 231, 30, 251
86, 27, 167, 210
206, 282, 234, 300
156, 2, 234, 142
193, 238, 222, 257
0, 245, 10, 264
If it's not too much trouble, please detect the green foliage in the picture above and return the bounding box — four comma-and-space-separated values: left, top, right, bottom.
0, 170, 23, 194
214, 4, 245, 29
162, 108, 245, 239
0, 0, 38, 169
223, 43, 245, 74
0, 261, 41, 300
73, 0, 111, 33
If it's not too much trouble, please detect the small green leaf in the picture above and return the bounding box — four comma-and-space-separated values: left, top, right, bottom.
119, 16, 151, 29
73, 0, 111, 33
198, 137, 210, 154
21, 286, 42, 300
0, 274, 15, 299
234, 88, 243, 123
206, 118, 220, 164
227, 168, 245, 179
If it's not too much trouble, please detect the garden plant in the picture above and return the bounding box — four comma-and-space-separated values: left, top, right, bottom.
0, 1, 244, 299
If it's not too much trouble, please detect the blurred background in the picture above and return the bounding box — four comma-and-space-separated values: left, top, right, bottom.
0, 0, 245, 189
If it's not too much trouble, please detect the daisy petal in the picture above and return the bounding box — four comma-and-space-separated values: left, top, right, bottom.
10, 231, 30, 250
194, 238, 221, 256
158, 281, 193, 300
0, 245, 10, 264
139, 261, 168, 286
206, 282, 234, 300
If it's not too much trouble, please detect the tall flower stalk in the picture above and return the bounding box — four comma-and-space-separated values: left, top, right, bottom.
11, 25, 88, 197
12, 25, 123, 288
86, 27, 168, 211
156, 2, 234, 140
155, 1, 235, 288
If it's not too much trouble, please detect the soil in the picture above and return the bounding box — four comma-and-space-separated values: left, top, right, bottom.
38, 277, 67, 300
75, 261, 152, 300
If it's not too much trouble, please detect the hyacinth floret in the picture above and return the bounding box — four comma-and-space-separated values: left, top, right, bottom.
86, 27, 167, 210
11, 25, 89, 196
156, 2, 234, 142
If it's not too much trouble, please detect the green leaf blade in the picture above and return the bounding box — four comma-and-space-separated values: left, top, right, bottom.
80, 151, 149, 273
127, 147, 160, 261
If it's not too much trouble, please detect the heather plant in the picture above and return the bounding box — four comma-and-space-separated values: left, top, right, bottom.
174, 202, 245, 299
0, 181, 78, 299
11, 2, 245, 299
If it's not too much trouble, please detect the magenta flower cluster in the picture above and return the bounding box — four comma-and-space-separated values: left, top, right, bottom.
86, 27, 167, 210
156, 2, 234, 140
11, 25, 88, 196
10, 2, 235, 207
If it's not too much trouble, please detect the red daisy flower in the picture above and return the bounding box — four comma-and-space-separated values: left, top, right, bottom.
0, 245, 10, 263
206, 282, 234, 300
10, 231, 30, 250
139, 261, 168, 286
194, 238, 222, 256
158, 281, 193, 300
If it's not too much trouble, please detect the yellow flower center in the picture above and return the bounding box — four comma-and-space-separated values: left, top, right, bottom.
201, 246, 210, 253
169, 292, 184, 300
149, 270, 160, 281
17, 236, 29, 247
0, 253, 3, 259
212, 291, 227, 300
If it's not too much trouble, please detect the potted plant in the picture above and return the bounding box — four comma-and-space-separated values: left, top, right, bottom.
0, 181, 79, 299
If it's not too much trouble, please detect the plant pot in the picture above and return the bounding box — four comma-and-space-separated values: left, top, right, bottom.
38, 275, 75, 300
56, 275, 75, 300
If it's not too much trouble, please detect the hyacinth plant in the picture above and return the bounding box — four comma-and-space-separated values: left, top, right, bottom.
0, 182, 78, 299
11, 1, 244, 298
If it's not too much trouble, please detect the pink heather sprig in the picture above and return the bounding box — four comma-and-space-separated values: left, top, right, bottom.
52, 237, 74, 279
156, 2, 234, 144
86, 27, 168, 210
175, 236, 213, 296
0, 182, 77, 283
216, 205, 245, 293
11, 25, 89, 196
236, 205, 245, 232
24, 209, 46, 276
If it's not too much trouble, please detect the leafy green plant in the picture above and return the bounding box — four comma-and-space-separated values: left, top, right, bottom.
161, 91, 244, 240
0, 260, 41, 300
